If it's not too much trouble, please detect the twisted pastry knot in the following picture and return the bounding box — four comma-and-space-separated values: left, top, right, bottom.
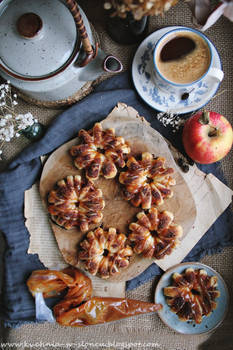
70, 123, 131, 181
129, 207, 183, 259
79, 227, 133, 279
119, 152, 176, 209
47, 175, 105, 232
164, 268, 220, 324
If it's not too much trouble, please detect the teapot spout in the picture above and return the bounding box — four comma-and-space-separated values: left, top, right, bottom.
77, 48, 123, 82
77, 44, 123, 73
103, 55, 123, 73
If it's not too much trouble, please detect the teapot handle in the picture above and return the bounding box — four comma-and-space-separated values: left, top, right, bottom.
65, 0, 98, 67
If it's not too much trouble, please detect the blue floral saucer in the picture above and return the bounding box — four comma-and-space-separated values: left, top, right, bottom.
132, 26, 222, 114
154, 262, 229, 334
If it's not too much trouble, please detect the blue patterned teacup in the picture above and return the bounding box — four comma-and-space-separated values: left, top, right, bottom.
152, 27, 224, 95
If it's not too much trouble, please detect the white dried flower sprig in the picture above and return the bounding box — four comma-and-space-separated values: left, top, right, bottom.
156, 111, 185, 132
0, 81, 37, 159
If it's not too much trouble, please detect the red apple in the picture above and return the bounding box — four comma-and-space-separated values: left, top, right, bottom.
182, 111, 233, 164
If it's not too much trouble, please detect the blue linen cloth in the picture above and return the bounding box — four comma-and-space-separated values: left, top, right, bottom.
0, 72, 232, 328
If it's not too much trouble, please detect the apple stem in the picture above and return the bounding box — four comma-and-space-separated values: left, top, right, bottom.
208, 127, 218, 137
199, 111, 210, 125
199, 111, 218, 137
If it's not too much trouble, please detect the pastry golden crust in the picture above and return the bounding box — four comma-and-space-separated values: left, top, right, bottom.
119, 152, 176, 209
47, 175, 105, 232
164, 268, 220, 324
70, 123, 131, 181
78, 227, 133, 279
129, 207, 182, 259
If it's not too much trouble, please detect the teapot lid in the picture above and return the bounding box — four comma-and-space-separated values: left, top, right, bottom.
0, 0, 80, 79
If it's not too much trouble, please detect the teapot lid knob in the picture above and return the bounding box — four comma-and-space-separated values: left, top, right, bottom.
17, 13, 42, 39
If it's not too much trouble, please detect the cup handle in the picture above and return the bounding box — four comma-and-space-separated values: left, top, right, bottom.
208, 67, 224, 82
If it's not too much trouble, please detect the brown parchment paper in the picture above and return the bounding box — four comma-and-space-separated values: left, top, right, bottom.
38, 103, 196, 282
26, 103, 232, 287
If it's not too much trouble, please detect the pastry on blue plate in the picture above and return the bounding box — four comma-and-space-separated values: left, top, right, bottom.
164, 268, 220, 324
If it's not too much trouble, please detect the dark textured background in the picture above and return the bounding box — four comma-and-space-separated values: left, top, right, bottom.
0, 1, 233, 349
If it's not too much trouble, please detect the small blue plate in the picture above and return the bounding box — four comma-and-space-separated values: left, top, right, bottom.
154, 262, 229, 334
132, 26, 222, 114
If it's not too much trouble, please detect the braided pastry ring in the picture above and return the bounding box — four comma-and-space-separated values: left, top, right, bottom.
47, 175, 105, 232
129, 207, 183, 259
70, 122, 131, 181
119, 152, 176, 209
78, 227, 133, 279
164, 268, 220, 324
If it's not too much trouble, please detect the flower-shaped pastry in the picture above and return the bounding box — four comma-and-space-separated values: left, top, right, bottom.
78, 227, 133, 279
70, 123, 130, 181
129, 207, 182, 259
119, 152, 176, 209
47, 175, 105, 232
164, 268, 220, 324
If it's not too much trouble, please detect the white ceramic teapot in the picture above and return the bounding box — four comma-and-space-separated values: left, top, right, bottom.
0, 0, 123, 102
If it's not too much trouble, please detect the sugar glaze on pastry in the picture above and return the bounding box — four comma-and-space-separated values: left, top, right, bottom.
164, 268, 220, 324
119, 152, 176, 209
78, 227, 133, 279
70, 123, 130, 181
129, 207, 182, 259
47, 175, 105, 232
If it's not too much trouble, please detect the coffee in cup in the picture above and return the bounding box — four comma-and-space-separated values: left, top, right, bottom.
155, 30, 211, 85
152, 28, 224, 97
